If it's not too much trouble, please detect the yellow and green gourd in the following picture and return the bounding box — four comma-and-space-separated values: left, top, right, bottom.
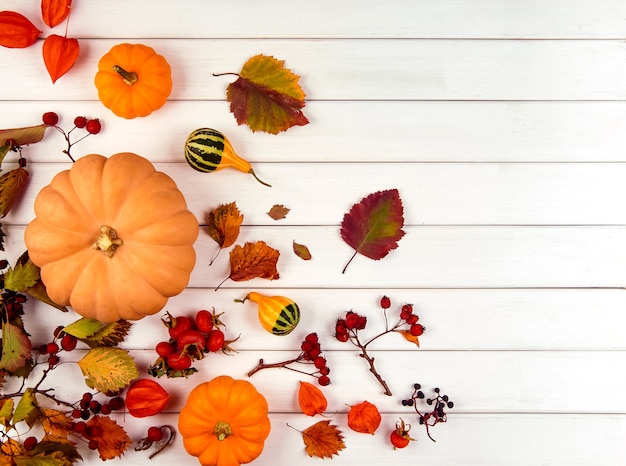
184, 128, 271, 187
238, 292, 300, 336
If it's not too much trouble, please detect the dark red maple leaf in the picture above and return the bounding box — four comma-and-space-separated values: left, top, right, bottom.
340, 189, 405, 273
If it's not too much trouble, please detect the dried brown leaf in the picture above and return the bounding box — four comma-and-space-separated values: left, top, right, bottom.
268, 204, 290, 220
301, 420, 345, 458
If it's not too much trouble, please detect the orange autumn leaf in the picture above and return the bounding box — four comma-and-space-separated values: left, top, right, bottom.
221, 54, 309, 134
207, 202, 244, 265
41, 0, 73, 28
397, 329, 420, 347
347, 401, 381, 434
0, 11, 41, 48
298, 381, 328, 416
228, 241, 280, 282
86, 415, 131, 460
39, 408, 75, 443
301, 420, 345, 459
42, 34, 79, 83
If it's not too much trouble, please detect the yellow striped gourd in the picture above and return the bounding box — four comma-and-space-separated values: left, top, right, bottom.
184, 128, 270, 187
238, 292, 300, 336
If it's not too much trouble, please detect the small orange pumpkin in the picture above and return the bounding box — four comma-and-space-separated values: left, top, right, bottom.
179, 375, 271, 466
94, 43, 172, 119
24, 152, 199, 322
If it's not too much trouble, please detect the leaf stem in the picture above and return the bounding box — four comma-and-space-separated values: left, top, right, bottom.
342, 251, 358, 274
212, 72, 241, 78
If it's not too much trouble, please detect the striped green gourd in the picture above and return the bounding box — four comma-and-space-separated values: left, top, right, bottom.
238, 292, 300, 336
184, 128, 270, 187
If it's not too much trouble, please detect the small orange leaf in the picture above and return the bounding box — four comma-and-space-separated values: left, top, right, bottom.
268, 204, 290, 220
298, 381, 327, 416
42, 34, 79, 83
397, 329, 420, 347
207, 202, 244, 265
347, 401, 381, 434
41, 0, 73, 28
301, 420, 345, 459
86, 415, 131, 460
39, 408, 75, 443
0, 11, 41, 48
222, 54, 309, 134
228, 241, 280, 282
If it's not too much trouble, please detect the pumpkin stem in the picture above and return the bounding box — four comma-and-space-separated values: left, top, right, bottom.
93, 225, 123, 258
113, 65, 138, 85
214, 421, 232, 441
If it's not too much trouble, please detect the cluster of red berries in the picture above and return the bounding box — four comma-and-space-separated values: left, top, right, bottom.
334, 311, 367, 341
38, 325, 80, 367
300, 332, 331, 386
70, 391, 125, 421
0, 290, 26, 324
148, 309, 238, 378
401, 383, 454, 442
41, 111, 102, 161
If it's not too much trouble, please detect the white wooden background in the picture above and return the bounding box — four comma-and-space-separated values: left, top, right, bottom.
2, 1, 626, 464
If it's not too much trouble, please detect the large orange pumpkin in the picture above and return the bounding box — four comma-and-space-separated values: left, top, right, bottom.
24, 152, 199, 322
179, 376, 271, 466
94, 43, 172, 119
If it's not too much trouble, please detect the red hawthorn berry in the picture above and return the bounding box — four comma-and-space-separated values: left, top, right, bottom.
380, 295, 391, 309
46, 342, 59, 355
206, 329, 225, 352
194, 309, 214, 333
345, 311, 361, 330
167, 352, 192, 371
42, 112, 58, 126
61, 334, 78, 351
155, 341, 175, 358
73, 116, 87, 128
305, 333, 319, 344
406, 314, 419, 325
85, 119, 102, 135
335, 331, 349, 342
147, 426, 164, 442
410, 324, 425, 336
356, 315, 367, 330
318, 375, 331, 386
313, 357, 326, 369
23, 436, 38, 451
300, 340, 314, 354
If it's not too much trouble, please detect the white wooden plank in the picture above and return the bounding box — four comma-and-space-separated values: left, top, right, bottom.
5, 161, 626, 226
2, 39, 626, 101
4, 100, 626, 163
60, 413, 626, 466
4, 225, 626, 288
11, 349, 625, 413
3, 0, 626, 39
22, 288, 626, 352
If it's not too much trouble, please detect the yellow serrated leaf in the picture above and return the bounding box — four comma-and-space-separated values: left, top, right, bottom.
4, 259, 39, 292
77, 347, 138, 393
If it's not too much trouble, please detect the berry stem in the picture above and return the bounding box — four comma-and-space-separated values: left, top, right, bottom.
351, 333, 392, 396
246, 356, 304, 377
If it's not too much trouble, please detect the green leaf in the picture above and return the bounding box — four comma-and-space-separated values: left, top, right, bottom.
15, 455, 66, 466
0, 124, 48, 146
0, 321, 32, 372
62, 318, 104, 339
0, 398, 14, 425
77, 347, 138, 393
83, 320, 132, 347
4, 259, 40, 292
13, 387, 38, 426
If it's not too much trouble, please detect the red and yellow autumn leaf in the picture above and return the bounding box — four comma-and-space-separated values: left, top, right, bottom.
207, 202, 244, 265
0, 11, 41, 48
39, 408, 76, 443
340, 188, 405, 273
42, 34, 80, 83
221, 54, 309, 134
301, 420, 345, 458
0, 322, 32, 373
41, 0, 73, 28
397, 329, 420, 347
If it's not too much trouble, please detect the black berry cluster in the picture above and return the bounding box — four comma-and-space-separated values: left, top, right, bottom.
401, 383, 454, 441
